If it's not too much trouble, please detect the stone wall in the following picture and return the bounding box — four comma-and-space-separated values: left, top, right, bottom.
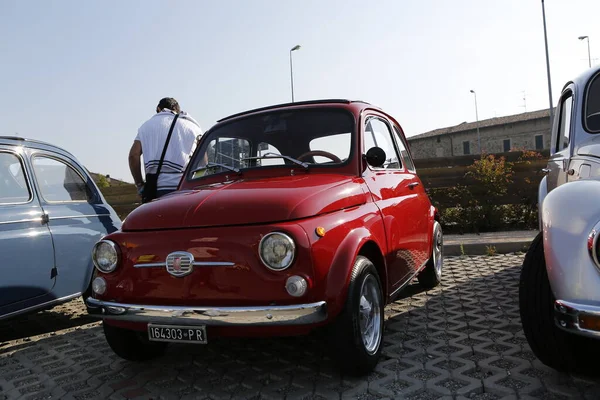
408, 116, 552, 159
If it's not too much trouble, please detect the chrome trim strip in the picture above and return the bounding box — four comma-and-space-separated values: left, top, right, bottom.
389, 260, 428, 299
134, 261, 235, 268
0, 292, 81, 321
86, 298, 328, 326
554, 299, 600, 338
49, 214, 111, 220
0, 217, 42, 225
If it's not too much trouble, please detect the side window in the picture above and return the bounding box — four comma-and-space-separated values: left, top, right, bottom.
33, 157, 91, 202
0, 152, 31, 204
556, 93, 573, 152
392, 126, 416, 171
364, 118, 401, 169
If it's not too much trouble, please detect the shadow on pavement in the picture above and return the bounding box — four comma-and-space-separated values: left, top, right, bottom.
1, 255, 600, 399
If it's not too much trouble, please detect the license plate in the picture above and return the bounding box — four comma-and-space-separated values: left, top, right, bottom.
147, 324, 207, 344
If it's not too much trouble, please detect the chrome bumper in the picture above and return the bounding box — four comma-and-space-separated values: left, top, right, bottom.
86, 298, 328, 326
554, 300, 600, 338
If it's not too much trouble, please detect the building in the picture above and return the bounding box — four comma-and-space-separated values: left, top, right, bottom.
406, 108, 553, 159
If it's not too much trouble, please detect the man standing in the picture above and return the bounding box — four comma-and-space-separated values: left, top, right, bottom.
129, 97, 202, 200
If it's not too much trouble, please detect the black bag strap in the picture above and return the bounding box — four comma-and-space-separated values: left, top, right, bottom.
155, 113, 180, 177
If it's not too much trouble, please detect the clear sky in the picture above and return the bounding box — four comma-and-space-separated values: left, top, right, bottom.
1, 0, 598, 182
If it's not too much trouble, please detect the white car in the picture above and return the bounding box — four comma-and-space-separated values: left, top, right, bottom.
520, 64, 600, 372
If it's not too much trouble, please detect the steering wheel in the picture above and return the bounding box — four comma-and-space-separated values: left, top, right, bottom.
297, 150, 342, 163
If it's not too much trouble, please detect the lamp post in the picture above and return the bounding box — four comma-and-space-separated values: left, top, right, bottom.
541, 0, 554, 124
470, 90, 481, 154
289, 45, 301, 102
579, 35, 592, 68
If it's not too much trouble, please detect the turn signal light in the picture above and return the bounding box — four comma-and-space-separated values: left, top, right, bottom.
316, 227, 326, 237
579, 315, 600, 331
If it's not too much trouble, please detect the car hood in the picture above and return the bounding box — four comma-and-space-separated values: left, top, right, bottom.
122, 174, 369, 231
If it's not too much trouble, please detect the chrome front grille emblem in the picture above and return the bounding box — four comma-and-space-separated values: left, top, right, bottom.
166, 251, 194, 277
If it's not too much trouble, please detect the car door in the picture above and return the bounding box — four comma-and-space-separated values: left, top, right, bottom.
546, 88, 574, 193
30, 152, 119, 296
361, 115, 428, 291
0, 149, 56, 308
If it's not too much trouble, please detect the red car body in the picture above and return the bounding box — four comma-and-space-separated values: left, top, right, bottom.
86, 99, 441, 374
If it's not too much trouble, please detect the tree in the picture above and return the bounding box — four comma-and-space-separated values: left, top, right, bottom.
97, 175, 110, 188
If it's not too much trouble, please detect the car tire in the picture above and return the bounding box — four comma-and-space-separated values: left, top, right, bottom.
519, 232, 594, 373
103, 321, 167, 362
328, 256, 384, 376
417, 220, 443, 289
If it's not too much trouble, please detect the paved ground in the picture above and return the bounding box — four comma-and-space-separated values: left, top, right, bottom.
1, 254, 600, 400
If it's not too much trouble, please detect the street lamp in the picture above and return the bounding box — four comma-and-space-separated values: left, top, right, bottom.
579, 35, 591, 68
470, 90, 481, 154
289, 45, 301, 102
541, 0, 554, 124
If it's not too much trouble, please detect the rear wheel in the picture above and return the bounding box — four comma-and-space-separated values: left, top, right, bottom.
519, 232, 594, 372
418, 220, 443, 289
328, 256, 384, 376
103, 321, 167, 361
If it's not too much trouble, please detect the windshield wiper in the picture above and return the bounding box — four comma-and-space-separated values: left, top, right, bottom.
242, 152, 309, 170
190, 162, 240, 175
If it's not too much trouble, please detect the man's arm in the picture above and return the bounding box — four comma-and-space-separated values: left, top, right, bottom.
128, 140, 144, 189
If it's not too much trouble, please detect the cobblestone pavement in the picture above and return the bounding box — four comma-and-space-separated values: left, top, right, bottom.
1, 254, 600, 400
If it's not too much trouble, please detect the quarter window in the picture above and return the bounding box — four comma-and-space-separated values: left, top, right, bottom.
586, 73, 600, 132
32, 157, 91, 202
0, 152, 30, 204
364, 118, 401, 169
392, 126, 416, 171
556, 93, 573, 152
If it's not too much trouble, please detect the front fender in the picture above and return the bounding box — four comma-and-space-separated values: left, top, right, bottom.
324, 227, 386, 316
542, 179, 600, 305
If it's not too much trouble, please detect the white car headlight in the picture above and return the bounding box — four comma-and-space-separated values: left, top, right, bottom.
259, 232, 296, 271
92, 240, 120, 273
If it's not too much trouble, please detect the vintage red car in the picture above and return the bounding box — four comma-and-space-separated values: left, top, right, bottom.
86, 99, 443, 375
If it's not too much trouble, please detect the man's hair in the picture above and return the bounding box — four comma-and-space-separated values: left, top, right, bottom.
157, 97, 180, 113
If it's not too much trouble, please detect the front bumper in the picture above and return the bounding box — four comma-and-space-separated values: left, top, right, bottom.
86, 298, 328, 326
554, 300, 600, 338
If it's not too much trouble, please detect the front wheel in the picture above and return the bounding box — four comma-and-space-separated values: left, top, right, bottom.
519, 232, 594, 373
103, 321, 167, 362
328, 256, 384, 376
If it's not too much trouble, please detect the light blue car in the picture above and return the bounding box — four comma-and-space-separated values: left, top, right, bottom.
0, 136, 121, 320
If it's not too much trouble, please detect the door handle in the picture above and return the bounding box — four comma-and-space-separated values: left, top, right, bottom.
541, 168, 550, 174
408, 182, 420, 189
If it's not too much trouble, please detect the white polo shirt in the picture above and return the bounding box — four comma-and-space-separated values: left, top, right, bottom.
135, 109, 203, 191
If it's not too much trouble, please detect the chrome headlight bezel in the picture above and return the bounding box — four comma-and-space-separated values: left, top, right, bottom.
259, 232, 296, 271
92, 240, 120, 273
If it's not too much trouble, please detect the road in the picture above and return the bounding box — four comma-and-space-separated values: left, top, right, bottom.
1, 254, 599, 399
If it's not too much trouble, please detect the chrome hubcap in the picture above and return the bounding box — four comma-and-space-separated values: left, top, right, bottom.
433, 223, 443, 277
359, 275, 382, 354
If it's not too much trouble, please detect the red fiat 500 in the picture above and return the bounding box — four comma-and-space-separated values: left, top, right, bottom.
86, 99, 443, 375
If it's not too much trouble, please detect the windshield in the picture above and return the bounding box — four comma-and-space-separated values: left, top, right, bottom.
188, 108, 354, 180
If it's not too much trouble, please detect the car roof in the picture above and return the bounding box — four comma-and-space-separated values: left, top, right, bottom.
216, 99, 377, 123
0, 136, 76, 159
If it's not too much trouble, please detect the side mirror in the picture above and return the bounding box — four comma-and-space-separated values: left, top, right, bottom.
365, 147, 386, 168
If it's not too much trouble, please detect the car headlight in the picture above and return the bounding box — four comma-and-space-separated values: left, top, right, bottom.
259, 232, 296, 271
92, 240, 120, 273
